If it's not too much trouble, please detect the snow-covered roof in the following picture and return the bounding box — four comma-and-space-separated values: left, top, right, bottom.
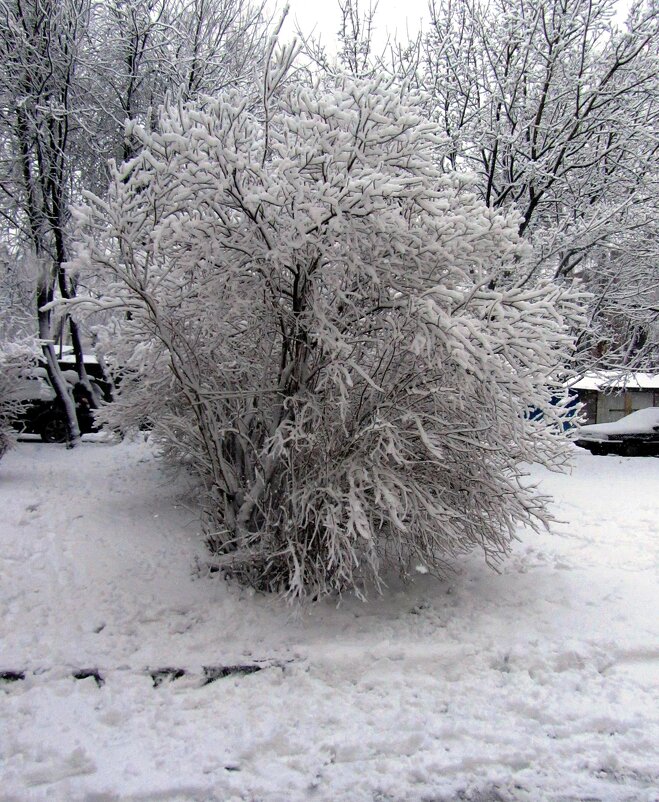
570, 370, 659, 391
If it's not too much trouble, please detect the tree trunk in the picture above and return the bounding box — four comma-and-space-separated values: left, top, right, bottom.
37, 271, 81, 447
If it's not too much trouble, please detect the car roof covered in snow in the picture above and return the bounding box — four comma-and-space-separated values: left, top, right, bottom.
578, 407, 659, 438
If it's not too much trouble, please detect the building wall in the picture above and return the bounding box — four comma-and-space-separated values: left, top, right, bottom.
579, 390, 598, 424
596, 390, 657, 424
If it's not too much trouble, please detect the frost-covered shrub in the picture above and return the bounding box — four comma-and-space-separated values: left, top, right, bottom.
74, 74, 580, 599
0, 337, 37, 461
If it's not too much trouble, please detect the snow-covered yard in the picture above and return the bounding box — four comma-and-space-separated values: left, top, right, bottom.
0, 440, 657, 802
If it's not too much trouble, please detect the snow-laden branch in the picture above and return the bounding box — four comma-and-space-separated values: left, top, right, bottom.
73, 73, 581, 600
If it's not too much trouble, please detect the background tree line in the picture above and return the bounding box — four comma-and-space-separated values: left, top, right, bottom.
1, 0, 656, 447
0, 0, 271, 444
319, 0, 658, 372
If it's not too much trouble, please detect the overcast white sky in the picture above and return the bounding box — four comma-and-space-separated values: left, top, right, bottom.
275, 0, 631, 54
278, 0, 430, 52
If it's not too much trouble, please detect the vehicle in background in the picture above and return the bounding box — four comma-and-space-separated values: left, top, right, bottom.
9, 355, 112, 443
573, 408, 659, 457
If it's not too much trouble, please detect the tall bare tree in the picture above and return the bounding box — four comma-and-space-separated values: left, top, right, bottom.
0, 0, 93, 444
0, 0, 272, 443
418, 0, 658, 370
83, 0, 270, 172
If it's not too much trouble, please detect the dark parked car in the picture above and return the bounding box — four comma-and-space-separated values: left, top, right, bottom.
573, 408, 659, 457
9, 357, 110, 443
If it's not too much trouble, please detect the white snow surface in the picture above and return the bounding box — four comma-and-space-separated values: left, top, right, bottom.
1, 440, 657, 802
577, 408, 659, 440
570, 371, 659, 391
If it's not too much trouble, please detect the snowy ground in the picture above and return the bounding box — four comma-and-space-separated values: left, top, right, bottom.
0, 439, 657, 802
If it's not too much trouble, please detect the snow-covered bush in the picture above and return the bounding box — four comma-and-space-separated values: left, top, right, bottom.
74, 74, 580, 599
0, 337, 37, 461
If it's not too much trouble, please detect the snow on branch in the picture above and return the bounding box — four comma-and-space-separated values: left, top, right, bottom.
73, 72, 580, 600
